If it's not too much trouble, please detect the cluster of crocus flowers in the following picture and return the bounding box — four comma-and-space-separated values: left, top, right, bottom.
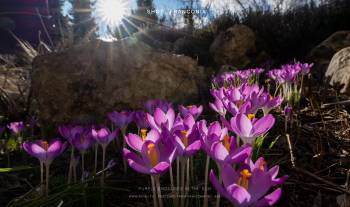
212, 68, 264, 88
267, 62, 313, 107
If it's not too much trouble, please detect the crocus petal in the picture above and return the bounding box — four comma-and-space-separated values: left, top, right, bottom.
166, 108, 175, 128
232, 114, 253, 138
31, 144, 46, 161
249, 170, 273, 203
209, 170, 231, 201
151, 162, 170, 174
211, 141, 229, 162
154, 108, 167, 126
222, 164, 239, 188
256, 188, 282, 207
146, 113, 159, 131
125, 133, 143, 152
146, 129, 160, 142
184, 140, 201, 157
227, 184, 251, 206
229, 145, 252, 164
253, 115, 275, 136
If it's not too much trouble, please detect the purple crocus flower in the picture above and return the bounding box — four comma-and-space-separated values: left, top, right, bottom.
133, 111, 150, 129
299, 62, 313, 75
209, 162, 286, 207
71, 130, 94, 154
226, 113, 275, 144
91, 127, 118, 148
172, 115, 201, 157
197, 120, 227, 156
210, 135, 252, 165
209, 98, 227, 116
123, 138, 176, 175
146, 107, 175, 132
261, 95, 283, 115
59, 125, 86, 146
125, 129, 160, 152
247, 157, 289, 186
178, 104, 203, 120
144, 99, 172, 114
7, 121, 25, 134
22, 139, 67, 164
108, 111, 134, 129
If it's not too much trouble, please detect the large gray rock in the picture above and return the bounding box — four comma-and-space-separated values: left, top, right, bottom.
308, 31, 350, 80
325, 47, 350, 94
209, 24, 256, 67
30, 38, 207, 123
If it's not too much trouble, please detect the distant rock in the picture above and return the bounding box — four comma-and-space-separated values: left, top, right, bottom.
209, 24, 256, 67
31, 38, 207, 123
325, 47, 350, 94
308, 31, 350, 80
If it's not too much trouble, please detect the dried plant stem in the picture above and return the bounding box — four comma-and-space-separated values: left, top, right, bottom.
151, 176, 158, 207
155, 176, 163, 207
215, 165, 222, 207
286, 134, 296, 168
203, 155, 210, 207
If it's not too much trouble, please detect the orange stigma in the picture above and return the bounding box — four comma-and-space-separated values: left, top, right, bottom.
237, 169, 252, 190
187, 105, 193, 109
247, 113, 255, 121
141, 129, 147, 141
223, 134, 231, 152
259, 160, 267, 171
182, 130, 188, 147
42, 141, 49, 151
147, 143, 158, 167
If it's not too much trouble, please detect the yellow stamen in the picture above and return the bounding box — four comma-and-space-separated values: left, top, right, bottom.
223, 134, 230, 152
269, 95, 273, 100
237, 169, 252, 190
141, 129, 147, 141
42, 141, 49, 151
247, 113, 255, 121
259, 160, 266, 172
182, 130, 188, 147
187, 105, 193, 109
147, 143, 158, 167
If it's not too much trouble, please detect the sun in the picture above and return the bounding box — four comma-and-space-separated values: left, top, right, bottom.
93, 0, 131, 29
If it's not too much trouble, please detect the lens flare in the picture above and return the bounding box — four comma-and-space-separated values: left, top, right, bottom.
94, 0, 130, 26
